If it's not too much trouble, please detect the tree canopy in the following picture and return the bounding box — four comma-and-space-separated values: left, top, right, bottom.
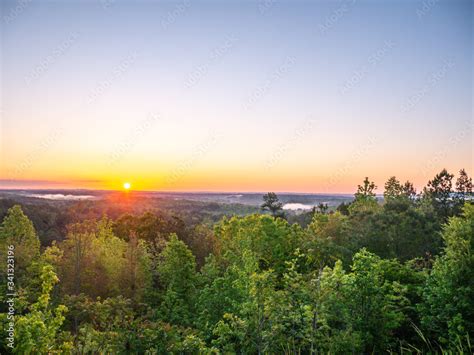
1, 169, 472, 353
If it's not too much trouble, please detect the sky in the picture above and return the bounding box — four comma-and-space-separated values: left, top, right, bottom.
0, 0, 472, 193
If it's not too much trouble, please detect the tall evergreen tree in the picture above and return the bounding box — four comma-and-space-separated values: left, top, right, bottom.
261, 192, 284, 217
423, 169, 455, 220
349, 177, 379, 213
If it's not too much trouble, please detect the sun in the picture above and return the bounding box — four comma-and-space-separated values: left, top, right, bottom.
123, 182, 131, 190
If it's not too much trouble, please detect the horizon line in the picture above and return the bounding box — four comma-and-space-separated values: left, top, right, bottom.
0, 187, 359, 196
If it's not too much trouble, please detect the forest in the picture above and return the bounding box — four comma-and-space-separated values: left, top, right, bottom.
0, 168, 473, 354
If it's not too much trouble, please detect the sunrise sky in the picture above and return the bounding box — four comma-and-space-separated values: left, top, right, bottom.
1, 0, 472, 193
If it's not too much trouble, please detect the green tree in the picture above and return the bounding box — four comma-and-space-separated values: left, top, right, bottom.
402, 180, 417, 199
355, 177, 377, 200
306, 212, 352, 267
349, 177, 379, 213
345, 250, 407, 352
75, 296, 136, 353
454, 169, 473, 213
384, 176, 403, 201
420, 204, 474, 350
58, 218, 141, 300
359, 203, 441, 261
157, 234, 197, 326
59, 220, 96, 296
93, 217, 127, 297
456, 169, 473, 198
0, 205, 40, 283
261, 192, 284, 217
336, 201, 350, 216
384, 176, 416, 203
316, 202, 329, 214
214, 214, 304, 275
14, 265, 72, 353
266, 252, 313, 353
120, 231, 153, 302
195, 255, 245, 340
212, 251, 275, 354
313, 261, 362, 353
422, 168, 455, 220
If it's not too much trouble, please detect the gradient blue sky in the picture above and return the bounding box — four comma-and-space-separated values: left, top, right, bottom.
1, 0, 472, 192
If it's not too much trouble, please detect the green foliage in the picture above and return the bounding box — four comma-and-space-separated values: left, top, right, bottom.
355, 177, 377, 199
121, 233, 153, 302
349, 177, 380, 214
58, 217, 152, 301
454, 168, 473, 214
455, 168, 473, 199
336, 201, 351, 215
157, 234, 197, 326
265, 252, 314, 352
384, 176, 416, 202
306, 211, 353, 267
195, 256, 245, 339
420, 204, 474, 350
14, 265, 72, 354
215, 214, 304, 275
2, 172, 472, 353
422, 168, 458, 221
314, 260, 363, 353
315, 202, 329, 214
362, 202, 441, 261
261, 192, 284, 217
0, 205, 40, 282
211, 250, 276, 353
346, 250, 408, 352
75, 296, 137, 353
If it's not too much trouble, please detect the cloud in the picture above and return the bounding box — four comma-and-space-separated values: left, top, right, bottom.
0, 179, 105, 189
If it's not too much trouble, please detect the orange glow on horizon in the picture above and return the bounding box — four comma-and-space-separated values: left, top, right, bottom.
1, 162, 471, 194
